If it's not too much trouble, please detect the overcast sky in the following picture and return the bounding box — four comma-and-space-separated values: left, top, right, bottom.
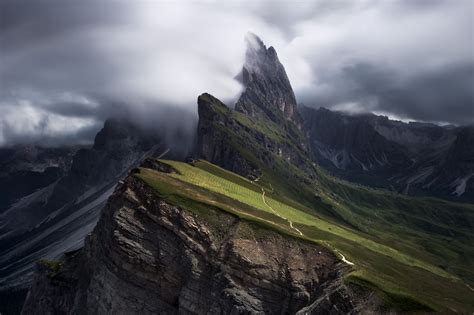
1, 0, 473, 146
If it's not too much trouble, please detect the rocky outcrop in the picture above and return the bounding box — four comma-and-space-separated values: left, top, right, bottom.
235, 33, 303, 129
196, 92, 313, 182
22, 171, 375, 314
197, 93, 261, 179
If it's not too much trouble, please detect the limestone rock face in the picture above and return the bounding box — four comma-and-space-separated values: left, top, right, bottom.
22, 173, 372, 314
235, 33, 303, 129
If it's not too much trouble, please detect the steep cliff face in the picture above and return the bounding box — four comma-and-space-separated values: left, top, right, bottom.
422, 126, 474, 199
196, 34, 313, 184
197, 92, 311, 182
197, 93, 261, 179
235, 33, 303, 129
22, 172, 375, 314
301, 107, 411, 172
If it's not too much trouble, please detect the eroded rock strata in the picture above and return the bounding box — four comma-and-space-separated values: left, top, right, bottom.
22, 172, 375, 314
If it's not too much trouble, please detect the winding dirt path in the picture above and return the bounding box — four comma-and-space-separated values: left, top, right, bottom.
261, 188, 303, 236
334, 249, 355, 266
251, 176, 354, 266
323, 241, 355, 265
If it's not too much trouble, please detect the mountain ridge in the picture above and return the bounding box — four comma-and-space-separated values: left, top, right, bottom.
4, 34, 474, 314
300, 106, 474, 201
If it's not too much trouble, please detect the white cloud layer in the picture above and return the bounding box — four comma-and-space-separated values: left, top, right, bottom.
0, 99, 99, 146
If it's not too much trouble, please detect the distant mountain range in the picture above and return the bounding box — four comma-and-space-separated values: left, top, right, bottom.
302, 107, 474, 201
0, 120, 167, 305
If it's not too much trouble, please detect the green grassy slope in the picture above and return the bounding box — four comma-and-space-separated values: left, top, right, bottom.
137, 159, 474, 313
316, 168, 474, 282
197, 94, 474, 312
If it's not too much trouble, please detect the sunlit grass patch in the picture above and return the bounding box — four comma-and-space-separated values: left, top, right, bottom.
135, 159, 474, 312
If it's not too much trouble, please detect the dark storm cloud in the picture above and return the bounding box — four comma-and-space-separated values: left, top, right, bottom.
0, 0, 472, 146
299, 62, 474, 125
288, 0, 473, 124
1, 1, 126, 96
346, 63, 474, 125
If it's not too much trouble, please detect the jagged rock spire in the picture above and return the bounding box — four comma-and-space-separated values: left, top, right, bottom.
235, 33, 302, 129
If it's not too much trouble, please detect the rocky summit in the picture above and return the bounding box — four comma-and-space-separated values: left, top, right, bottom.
236, 33, 303, 129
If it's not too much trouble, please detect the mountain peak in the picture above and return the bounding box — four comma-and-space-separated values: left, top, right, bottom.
243, 32, 278, 72
235, 33, 302, 129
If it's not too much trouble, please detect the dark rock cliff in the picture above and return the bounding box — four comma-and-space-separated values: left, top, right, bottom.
300, 106, 412, 184
197, 93, 261, 179
196, 35, 311, 182
196, 92, 312, 182
235, 33, 303, 129
421, 126, 474, 199
22, 172, 376, 314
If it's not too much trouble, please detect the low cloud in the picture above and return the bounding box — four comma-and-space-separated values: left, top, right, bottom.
0, 0, 472, 146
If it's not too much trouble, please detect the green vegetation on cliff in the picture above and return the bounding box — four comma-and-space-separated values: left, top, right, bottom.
137, 159, 474, 313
